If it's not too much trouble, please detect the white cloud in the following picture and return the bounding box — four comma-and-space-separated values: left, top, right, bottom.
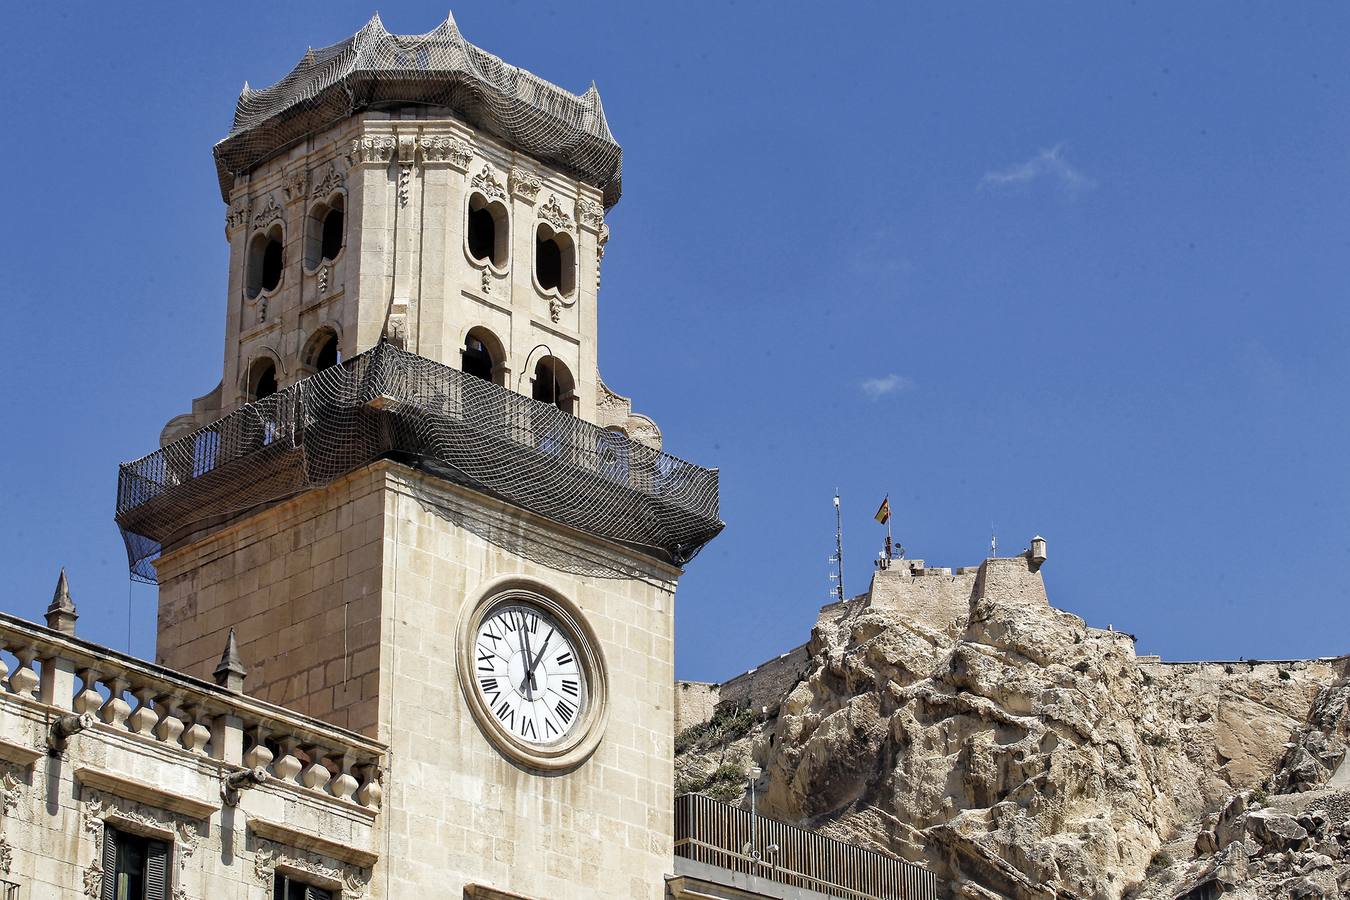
860, 374, 915, 398
979, 144, 1096, 195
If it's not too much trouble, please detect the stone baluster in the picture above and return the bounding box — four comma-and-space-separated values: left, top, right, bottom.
299, 743, 331, 792
356, 763, 383, 809
74, 668, 103, 717
153, 695, 186, 747
329, 751, 359, 802
99, 676, 132, 729
273, 737, 303, 784
181, 703, 211, 755
242, 725, 274, 772
128, 687, 158, 734
9, 646, 39, 699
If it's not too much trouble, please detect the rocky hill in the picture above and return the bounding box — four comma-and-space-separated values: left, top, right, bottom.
675, 555, 1350, 898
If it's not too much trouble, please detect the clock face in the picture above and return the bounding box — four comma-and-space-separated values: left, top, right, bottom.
472, 602, 587, 746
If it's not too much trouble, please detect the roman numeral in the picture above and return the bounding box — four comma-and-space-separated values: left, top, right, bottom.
479, 676, 498, 692
481, 631, 501, 644
555, 651, 573, 667
527, 612, 539, 633
502, 615, 516, 631
477, 650, 494, 672
522, 718, 536, 740
494, 699, 514, 728
561, 679, 578, 697
545, 718, 558, 737
555, 699, 575, 724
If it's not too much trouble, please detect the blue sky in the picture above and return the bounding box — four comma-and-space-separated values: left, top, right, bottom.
2, 3, 1348, 681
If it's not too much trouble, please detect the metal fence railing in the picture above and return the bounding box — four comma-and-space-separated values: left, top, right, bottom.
674, 793, 941, 900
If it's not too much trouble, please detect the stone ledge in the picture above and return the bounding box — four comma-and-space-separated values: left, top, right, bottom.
464, 885, 540, 900
249, 817, 378, 868
0, 736, 42, 768
74, 766, 218, 820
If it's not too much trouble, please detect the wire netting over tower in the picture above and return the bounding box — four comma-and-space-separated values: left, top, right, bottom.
116, 344, 722, 582
214, 12, 623, 207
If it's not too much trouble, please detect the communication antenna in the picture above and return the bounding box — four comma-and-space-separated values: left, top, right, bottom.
832, 492, 845, 603
990, 525, 997, 559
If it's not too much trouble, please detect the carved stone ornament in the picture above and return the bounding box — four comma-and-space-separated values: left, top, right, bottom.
387, 314, 408, 350
538, 194, 572, 231
481, 270, 491, 294
471, 164, 507, 203
283, 168, 308, 204
349, 135, 397, 166
319, 265, 330, 295
0, 835, 11, 875
252, 195, 284, 230
253, 837, 369, 900
226, 200, 250, 232
574, 197, 604, 231
549, 297, 562, 323
397, 134, 418, 208
597, 222, 610, 258
313, 163, 344, 200
509, 167, 542, 201
420, 135, 474, 169
0, 763, 24, 817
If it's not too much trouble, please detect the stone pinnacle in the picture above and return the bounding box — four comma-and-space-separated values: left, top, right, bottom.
213, 628, 247, 693
45, 568, 78, 635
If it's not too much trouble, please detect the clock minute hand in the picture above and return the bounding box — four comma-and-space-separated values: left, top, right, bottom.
526, 631, 552, 683
518, 614, 537, 700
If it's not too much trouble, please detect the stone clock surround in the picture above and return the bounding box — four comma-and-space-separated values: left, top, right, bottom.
155, 459, 682, 899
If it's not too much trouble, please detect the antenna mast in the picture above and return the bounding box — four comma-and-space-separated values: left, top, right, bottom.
833, 492, 845, 603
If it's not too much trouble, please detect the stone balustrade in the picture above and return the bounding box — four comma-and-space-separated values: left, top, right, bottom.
0, 611, 385, 811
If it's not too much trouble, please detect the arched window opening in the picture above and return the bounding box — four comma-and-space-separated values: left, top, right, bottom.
467, 193, 508, 267
246, 224, 285, 298
305, 195, 345, 270
461, 327, 505, 385
532, 356, 575, 414
535, 225, 575, 296
313, 332, 339, 372
250, 360, 278, 400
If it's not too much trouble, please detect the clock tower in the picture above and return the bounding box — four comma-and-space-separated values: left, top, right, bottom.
115, 14, 721, 899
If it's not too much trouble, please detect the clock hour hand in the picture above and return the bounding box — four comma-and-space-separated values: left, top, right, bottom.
518, 613, 538, 700
526, 631, 552, 686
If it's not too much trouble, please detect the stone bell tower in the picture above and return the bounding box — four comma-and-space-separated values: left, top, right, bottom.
116, 13, 721, 899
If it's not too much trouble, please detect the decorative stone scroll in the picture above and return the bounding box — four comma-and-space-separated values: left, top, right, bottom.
574, 197, 604, 231
283, 168, 308, 204
509, 167, 542, 201
251, 195, 283, 229
420, 135, 474, 169
538, 194, 572, 231
226, 200, 250, 232
313, 163, 344, 200
349, 135, 397, 166
471, 164, 507, 203
252, 836, 370, 900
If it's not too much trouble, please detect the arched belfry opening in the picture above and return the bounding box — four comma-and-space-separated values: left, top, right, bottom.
305, 194, 345, 269
303, 328, 341, 374
532, 356, 575, 414
535, 225, 575, 296
467, 194, 508, 267
248, 358, 278, 400
461, 327, 505, 385
247, 224, 285, 298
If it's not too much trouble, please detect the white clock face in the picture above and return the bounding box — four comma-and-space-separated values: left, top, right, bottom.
472, 602, 587, 746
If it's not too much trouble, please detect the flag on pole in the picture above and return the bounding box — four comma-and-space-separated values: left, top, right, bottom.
874, 496, 891, 525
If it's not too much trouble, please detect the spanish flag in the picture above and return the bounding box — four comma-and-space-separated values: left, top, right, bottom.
874, 496, 890, 525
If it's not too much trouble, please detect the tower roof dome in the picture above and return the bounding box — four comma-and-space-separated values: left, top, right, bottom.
213, 12, 622, 206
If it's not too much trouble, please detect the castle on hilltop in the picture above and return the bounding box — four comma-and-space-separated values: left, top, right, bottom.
0, 14, 939, 900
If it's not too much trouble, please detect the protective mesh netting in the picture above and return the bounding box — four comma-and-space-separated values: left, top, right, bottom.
116, 344, 721, 582
213, 12, 622, 207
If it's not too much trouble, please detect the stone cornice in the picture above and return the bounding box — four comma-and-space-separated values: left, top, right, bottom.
249, 818, 378, 868
74, 766, 218, 820
0, 736, 41, 769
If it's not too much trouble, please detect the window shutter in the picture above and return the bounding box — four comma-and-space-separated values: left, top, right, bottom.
99, 825, 117, 900
304, 886, 332, 900
146, 839, 170, 900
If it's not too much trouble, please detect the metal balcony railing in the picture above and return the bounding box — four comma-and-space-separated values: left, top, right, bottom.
117, 343, 722, 580
674, 793, 941, 900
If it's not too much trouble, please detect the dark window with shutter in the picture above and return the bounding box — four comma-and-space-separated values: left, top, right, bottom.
102, 825, 170, 900
273, 872, 332, 900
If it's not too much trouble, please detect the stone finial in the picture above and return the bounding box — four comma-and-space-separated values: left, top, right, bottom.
46, 568, 78, 635
213, 629, 247, 693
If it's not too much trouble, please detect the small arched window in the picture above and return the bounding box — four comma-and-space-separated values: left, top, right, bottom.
535, 225, 575, 296
247, 224, 285, 298
532, 356, 575, 414
305, 195, 345, 270
303, 328, 340, 374
461, 327, 505, 385
249, 359, 278, 400
467, 193, 509, 268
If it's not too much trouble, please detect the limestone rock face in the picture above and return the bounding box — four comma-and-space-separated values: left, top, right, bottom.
676, 557, 1347, 898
